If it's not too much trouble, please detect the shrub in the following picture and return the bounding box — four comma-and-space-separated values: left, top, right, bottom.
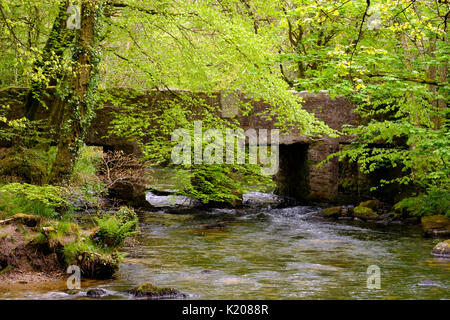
394, 187, 450, 218
99, 150, 149, 189
93, 207, 139, 247
115, 206, 139, 226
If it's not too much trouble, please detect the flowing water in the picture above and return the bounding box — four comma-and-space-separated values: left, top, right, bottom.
0, 197, 449, 300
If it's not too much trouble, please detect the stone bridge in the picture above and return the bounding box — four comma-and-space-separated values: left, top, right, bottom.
1, 88, 360, 203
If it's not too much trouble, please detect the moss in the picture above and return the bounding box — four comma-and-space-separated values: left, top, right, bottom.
421, 215, 450, 237
0, 213, 41, 227
321, 206, 342, 218
76, 251, 121, 280
421, 215, 450, 228
62, 240, 122, 279
339, 177, 358, 192
0, 265, 14, 275
359, 200, 382, 210
353, 206, 379, 220
128, 283, 186, 298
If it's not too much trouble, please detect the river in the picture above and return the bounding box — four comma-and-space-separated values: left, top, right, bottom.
0, 195, 448, 299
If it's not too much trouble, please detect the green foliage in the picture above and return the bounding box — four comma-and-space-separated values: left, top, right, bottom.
394, 187, 450, 218
178, 163, 273, 205
72, 146, 104, 185
0, 183, 70, 218
94, 207, 139, 247
0, 0, 447, 212
0, 182, 69, 208
0, 118, 52, 146
70, 146, 107, 209
300, 1, 449, 212
115, 206, 139, 226
109, 89, 276, 205
62, 239, 99, 266
0, 120, 57, 184
53, 220, 79, 235
0, 146, 57, 185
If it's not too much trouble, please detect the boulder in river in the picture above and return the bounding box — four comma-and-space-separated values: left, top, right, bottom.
421, 215, 450, 237
242, 192, 283, 207
353, 206, 380, 220
431, 240, 450, 258
320, 206, 342, 218
358, 199, 382, 210
128, 283, 186, 299
86, 288, 107, 298
145, 192, 200, 209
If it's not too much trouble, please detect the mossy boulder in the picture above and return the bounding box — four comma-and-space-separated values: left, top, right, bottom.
320, 206, 342, 218
431, 240, 450, 258
421, 215, 450, 237
353, 206, 380, 220
128, 283, 186, 299
358, 200, 382, 210
75, 251, 121, 279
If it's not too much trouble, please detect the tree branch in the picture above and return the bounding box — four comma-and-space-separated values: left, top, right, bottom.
366, 73, 446, 86
349, 0, 370, 74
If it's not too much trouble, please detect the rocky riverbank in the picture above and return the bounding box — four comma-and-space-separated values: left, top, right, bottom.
0, 206, 139, 283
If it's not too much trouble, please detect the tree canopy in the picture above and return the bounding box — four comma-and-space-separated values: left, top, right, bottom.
0, 0, 448, 211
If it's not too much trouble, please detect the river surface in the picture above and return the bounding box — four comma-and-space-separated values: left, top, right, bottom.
0, 200, 449, 300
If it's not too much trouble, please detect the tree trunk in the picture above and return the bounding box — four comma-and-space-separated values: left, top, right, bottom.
24, 0, 72, 121
50, 0, 100, 183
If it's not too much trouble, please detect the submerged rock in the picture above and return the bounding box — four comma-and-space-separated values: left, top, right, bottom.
431, 240, 450, 258
128, 283, 186, 299
145, 192, 200, 209
198, 222, 228, 230
86, 288, 107, 298
421, 215, 450, 237
201, 269, 214, 274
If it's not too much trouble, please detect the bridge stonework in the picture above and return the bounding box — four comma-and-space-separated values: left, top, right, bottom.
1, 88, 359, 203
87, 90, 359, 203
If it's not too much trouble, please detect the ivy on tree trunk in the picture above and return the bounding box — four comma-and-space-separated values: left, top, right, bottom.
51, 0, 103, 183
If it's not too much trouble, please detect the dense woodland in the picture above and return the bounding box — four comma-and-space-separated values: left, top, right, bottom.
0, 0, 448, 290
